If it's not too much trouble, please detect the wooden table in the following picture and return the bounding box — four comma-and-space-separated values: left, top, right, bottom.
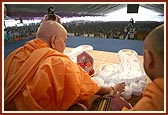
64, 47, 152, 106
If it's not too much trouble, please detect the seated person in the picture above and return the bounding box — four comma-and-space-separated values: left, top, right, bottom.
122, 24, 164, 111
4, 20, 125, 111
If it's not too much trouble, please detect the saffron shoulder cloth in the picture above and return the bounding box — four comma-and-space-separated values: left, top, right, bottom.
4, 47, 52, 105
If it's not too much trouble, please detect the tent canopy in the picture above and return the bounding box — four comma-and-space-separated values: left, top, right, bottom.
5, 3, 164, 20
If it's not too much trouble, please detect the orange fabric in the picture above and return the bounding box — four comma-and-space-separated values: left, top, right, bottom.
5, 47, 53, 106
4, 38, 101, 111
122, 77, 164, 111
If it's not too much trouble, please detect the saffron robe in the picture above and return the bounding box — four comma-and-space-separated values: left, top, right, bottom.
4, 38, 100, 111
122, 77, 164, 111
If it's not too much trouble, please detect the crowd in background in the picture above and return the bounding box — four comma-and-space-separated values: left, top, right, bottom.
63, 21, 163, 40
4, 23, 39, 43
4, 21, 163, 43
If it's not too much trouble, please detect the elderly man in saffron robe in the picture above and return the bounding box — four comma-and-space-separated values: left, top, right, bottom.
4, 20, 125, 111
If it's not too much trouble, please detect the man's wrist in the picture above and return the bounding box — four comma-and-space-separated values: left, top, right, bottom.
111, 86, 117, 91
110, 86, 117, 95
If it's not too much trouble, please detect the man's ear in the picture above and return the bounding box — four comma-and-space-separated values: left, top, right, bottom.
144, 49, 154, 69
50, 35, 56, 49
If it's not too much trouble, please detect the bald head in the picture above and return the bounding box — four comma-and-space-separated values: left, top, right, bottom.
144, 24, 164, 59
143, 24, 164, 80
36, 20, 67, 44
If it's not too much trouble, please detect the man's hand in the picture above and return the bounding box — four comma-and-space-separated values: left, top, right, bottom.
113, 82, 126, 93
